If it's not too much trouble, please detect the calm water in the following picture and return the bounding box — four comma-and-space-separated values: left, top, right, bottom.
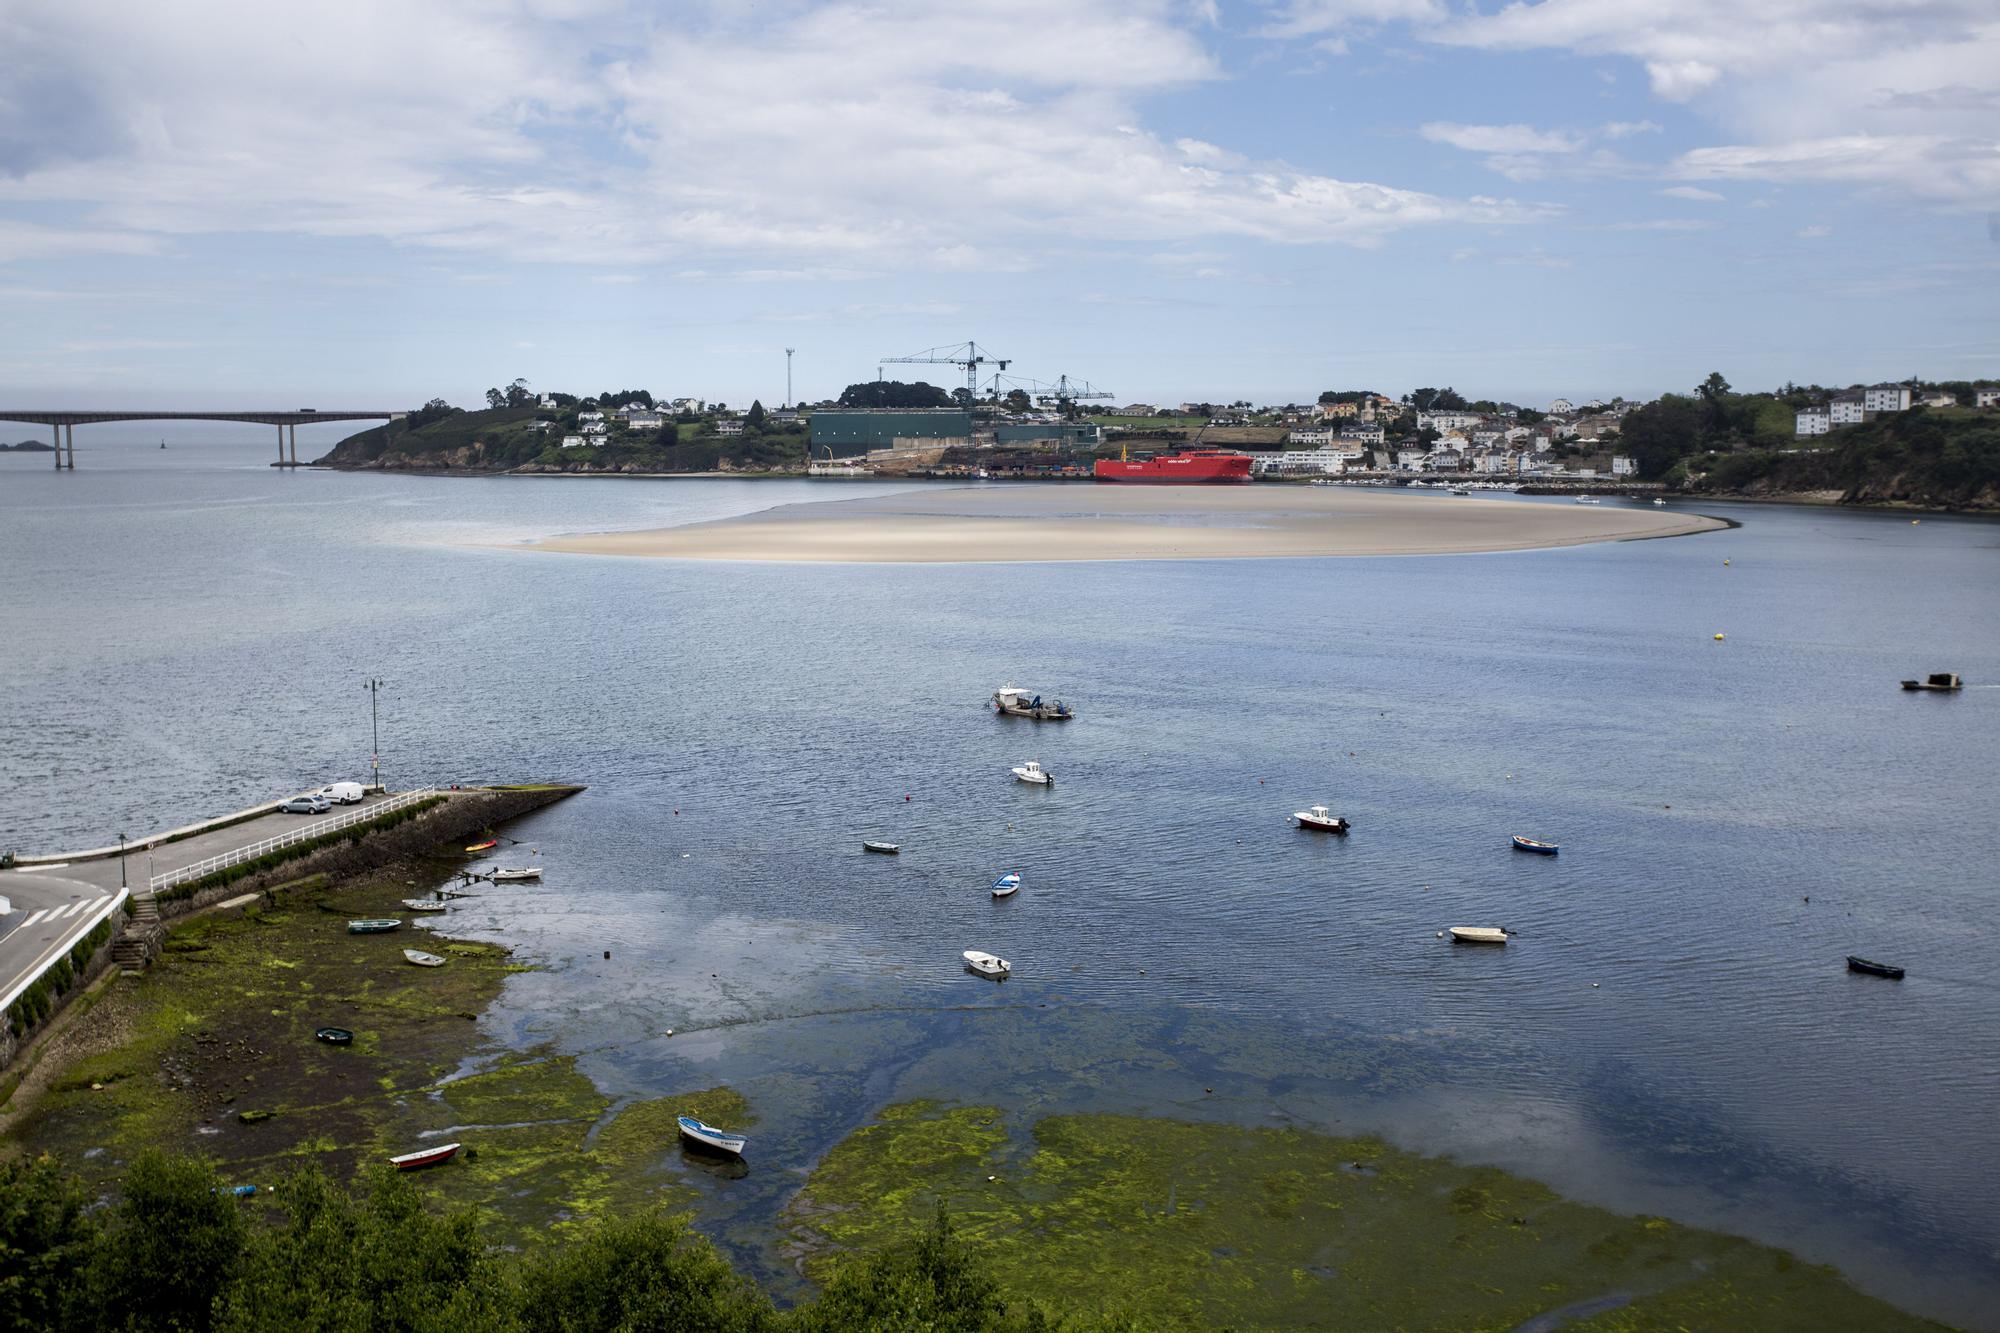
3, 441, 1998, 1323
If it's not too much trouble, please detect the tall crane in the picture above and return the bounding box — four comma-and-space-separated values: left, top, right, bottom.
880, 341, 1010, 404
982, 372, 1116, 413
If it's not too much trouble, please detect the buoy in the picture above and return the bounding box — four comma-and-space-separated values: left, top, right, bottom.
905, 794, 912, 802
1714, 633, 1725, 640
1912, 519, 1920, 524
603, 950, 610, 960
1723, 559, 1730, 566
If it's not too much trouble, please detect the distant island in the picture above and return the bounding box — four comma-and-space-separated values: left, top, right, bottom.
0, 439, 56, 452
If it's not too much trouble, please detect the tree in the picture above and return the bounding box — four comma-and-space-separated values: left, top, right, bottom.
652, 422, 680, 449
0, 1154, 99, 1332
1696, 371, 1732, 443
1621, 394, 1701, 479
516, 1210, 773, 1333
1407, 387, 1467, 412
485, 387, 507, 409
744, 400, 767, 431
98, 1151, 245, 1332
791, 1207, 1013, 1333
1003, 389, 1031, 412
407, 398, 458, 430
505, 378, 533, 409
837, 380, 952, 409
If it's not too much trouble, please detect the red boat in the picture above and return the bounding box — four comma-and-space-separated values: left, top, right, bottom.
389, 1142, 460, 1171
1093, 446, 1252, 484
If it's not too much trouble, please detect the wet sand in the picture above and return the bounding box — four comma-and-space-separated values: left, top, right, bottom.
525, 486, 1727, 563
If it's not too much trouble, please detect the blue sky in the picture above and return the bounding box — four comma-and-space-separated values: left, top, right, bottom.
2, 0, 1995, 413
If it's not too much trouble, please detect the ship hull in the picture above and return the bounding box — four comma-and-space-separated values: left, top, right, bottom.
1093, 452, 1252, 483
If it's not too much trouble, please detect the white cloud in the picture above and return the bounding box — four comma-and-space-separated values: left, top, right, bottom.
0, 219, 159, 262
1421, 122, 1583, 155
1608, 219, 1718, 232
1659, 186, 1726, 201
1796, 224, 1833, 238
1675, 135, 2000, 204
1600, 120, 1663, 139
1260, 0, 1444, 39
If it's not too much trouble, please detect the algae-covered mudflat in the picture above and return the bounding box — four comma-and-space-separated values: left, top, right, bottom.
787, 1102, 1942, 1330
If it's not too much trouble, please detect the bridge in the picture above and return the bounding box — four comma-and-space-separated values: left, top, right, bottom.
0, 410, 402, 469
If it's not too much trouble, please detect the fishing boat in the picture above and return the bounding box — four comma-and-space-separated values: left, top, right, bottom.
677, 1115, 748, 1157
1900, 673, 1962, 692
1011, 760, 1053, 786
992, 685, 1074, 721
401, 898, 448, 913
991, 872, 1021, 899
1449, 926, 1509, 945
464, 839, 499, 853
389, 1142, 460, 1171
346, 919, 401, 934
403, 949, 447, 967
314, 1027, 354, 1044
490, 867, 542, 881
963, 949, 1011, 978
1293, 805, 1350, 835
1847, 955, 1905, 980
862, 840, 900, 854
1511, 835, 1559, 855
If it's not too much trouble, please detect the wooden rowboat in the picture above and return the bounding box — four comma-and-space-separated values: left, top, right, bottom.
1449, 926, 1509, 945
314, 1027, 354, 1044
1511, 835, 1559, 855
403, 949, 446, 968
863, 840, 900, 854
677, 1115, 747, 1157
1847, 955, 1905, 980
401, 899, 448, 913
490, 867, 542, 881
347, 919, 401, 934
389, 1142, 460, 1171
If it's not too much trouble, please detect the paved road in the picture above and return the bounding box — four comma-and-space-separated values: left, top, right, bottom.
1, 790, 416, 1015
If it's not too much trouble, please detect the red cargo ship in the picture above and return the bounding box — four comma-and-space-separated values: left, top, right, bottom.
1093, 447, 1253, 483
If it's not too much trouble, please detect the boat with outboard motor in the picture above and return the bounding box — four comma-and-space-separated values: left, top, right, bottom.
1011, 760, 1052, 786
993, 685, 1073, 720
1293, 804, 1349, 834
1449, 926, 1510, 945
963, 949, 1011, 977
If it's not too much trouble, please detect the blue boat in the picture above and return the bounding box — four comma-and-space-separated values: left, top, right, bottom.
991, 871, 1021, 898
678, 1115, 747, 1157
1511, 835, 1559, 855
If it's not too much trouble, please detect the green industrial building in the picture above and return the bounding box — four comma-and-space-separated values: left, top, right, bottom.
994, 422, 1101, 448
810, 409, 972, 457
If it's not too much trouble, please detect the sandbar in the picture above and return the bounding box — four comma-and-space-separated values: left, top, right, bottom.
524, 485, 1726, 563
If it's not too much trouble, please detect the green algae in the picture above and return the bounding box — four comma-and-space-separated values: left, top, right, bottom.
787, 1104, 1944, 1332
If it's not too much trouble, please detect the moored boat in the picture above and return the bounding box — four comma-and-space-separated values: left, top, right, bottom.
677, 1115, 748, 1157
347, 919, 401, 934
1293, 804, 1350, 834
490, 867, 542, 881
402, 898, 448, 912
1093, 446, 1252, 484
993, 685, 1073, 720
991, 872, 1021, 899
1847, 955, 1905, 979
403, 949, 446, 967
314, 1027, 354, 1044
963, 949, 1011, 978
389, 1142, 460, 1171
1511, 835, 1559, 855
465, 839, 499, 853
1900, 673, 1961, 692
1011, 760, 1052, 786
863, 840, 901, 854
1449, 926, 1510, 945
1573, 496, 1601, 504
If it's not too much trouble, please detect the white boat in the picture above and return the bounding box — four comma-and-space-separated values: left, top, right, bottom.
1448, 927, 1509, 945
490, 867, 542, 881
1293, 804, 1350, 835
1011, 760, 1052, 786
403, 949, 447, 967
1573, 496, 1601, 505
963, 949, 1010, 978
1449, 486, 1470, 496
401, 899, 449, 913
677, 1115, 747, 1156
862, 840, 900, 854
1652, 497, 1666, 506
991, 871, 1021, 899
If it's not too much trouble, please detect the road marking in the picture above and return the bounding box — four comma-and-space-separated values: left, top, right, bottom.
23, 908, 49, 927
59, 900, 93, 920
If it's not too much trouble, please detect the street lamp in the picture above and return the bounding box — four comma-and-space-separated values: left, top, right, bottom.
118, 831, 127, 889
363, 678, 385, 792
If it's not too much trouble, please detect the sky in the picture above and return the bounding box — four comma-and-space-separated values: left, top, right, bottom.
1, 0, 1996, 413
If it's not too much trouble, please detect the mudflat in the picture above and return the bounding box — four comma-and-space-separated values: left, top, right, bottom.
525, 485, 1726, 563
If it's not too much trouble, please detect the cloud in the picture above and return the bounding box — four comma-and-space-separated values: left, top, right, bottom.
0, 219, 159, 261
1659, 186, 1726, 201
1600, 120, 1663, 140
1796, 224, 1833, 238
1607, 219, 1718, 232
1259, 0, 1444, 39
1421, 122, 1583, 155
1674, 135, 2000, 204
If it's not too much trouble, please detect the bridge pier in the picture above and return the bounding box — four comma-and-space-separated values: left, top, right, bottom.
52, 424, 61, 470
63, 424, 75, 470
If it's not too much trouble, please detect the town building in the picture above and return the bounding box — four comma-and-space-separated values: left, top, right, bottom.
1915, 390, 1956, 409
1547, 398, 1575, 415
1863, 384, 1912, 413
1977, 389, 2000, 408
627, 411, 665, 430
1796, 408, 1831, 437
1611, 455, 1636, 476
1417, 410, 1482, 433
560, 435, 585, 449
1830, 395, 1867, 426
1340, 424, 1386, 445
810, 408, 974, 457
1288, 427, 1337, 446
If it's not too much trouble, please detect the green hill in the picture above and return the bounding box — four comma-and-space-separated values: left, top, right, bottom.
317, 405, 807, 474
1676, 408, 2000, 510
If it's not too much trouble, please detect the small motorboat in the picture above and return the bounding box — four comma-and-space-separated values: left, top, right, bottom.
464, 839, 499, 853
1573, 496, 1601, 505
389, 1142, 460, 1171
1652, 497, 1666, 505
677, 1115, 748, 1157
992, 685, 1074, 721
1900, 673, 1961, 692
347, 919, 401, 934
1449, 926, 1510, 945
403, 949, 447, 967
991, 871, 1021, 899
862, 840, 900, 854
1293, 804, 1350, 835
402, 898, 449, 913
490, 867, 542, 881
1511, 835, 1559, 855
314, 1027, 354, 1045
1449, 486, 1470, 496
1847, 955, 1905, 980
1011, 760, 1053, 786
963, 949, 1011, 978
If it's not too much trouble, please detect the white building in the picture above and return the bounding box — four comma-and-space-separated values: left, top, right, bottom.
1547, 398, 1575, 415
714, 419, 745, 436
1256, 446, 1362, 477
1863, 384, 1912, 413
580, 421, 608, 435
1287, 428, 1336, 446
1830, 395, 1867, 426
1472, 451, 1512, 474
1796, 409, 1832, 437
1417, 410, 1482, 433
560, 434, 585, 448
1915, 390, 1956, 409
627, 411, 665, 430
1978, 389, 2000, 408
1611, 455, 1636, 476
537, 393, 558, 409
1340, 424, 1386, 445
578, 411, 605, 423
1395, 448, 1426, 470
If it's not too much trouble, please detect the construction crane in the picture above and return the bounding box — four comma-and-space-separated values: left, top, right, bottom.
1048, 375, 1113, 404
880, 341, 1010, 404
982, 372, 1115, 414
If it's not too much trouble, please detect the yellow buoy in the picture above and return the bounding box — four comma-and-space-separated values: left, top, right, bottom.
1714, 633, 1726, 641
1723, 559, 1730, 566
1911, 519, 1920, 525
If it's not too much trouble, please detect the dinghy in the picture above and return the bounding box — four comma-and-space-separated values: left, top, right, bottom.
389, 1142, 460, 1171
991, 871, 1021, 899
346, 919, 401, 934
1011, 760, 1053, 786
1511, 835, 1559, 855
1449, 926, 1510, 945
963, 949, 1011, 978
403, 949, 447, 968
862, 840, 901, 854
464, 839, 499, 853
314, 1027, 354, 1045
677, 1115, 747, 1157
401, 899, 448, 913
1293, 804, 1350, 834
1847, 955, 1905, 980
490, 867, 542, 881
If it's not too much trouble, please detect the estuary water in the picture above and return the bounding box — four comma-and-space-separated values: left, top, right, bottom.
3, 441, 1998, 1323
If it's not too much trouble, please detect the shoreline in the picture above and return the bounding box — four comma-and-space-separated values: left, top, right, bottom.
517, 485, 1729, 564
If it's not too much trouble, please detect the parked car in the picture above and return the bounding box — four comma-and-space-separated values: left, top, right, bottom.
279, 795, 330, 814
318, 781, 365, 805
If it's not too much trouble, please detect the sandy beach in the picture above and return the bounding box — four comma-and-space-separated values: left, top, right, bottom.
524, 485, 1727, 563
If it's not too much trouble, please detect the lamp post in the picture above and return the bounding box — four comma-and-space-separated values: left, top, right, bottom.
363, 678, 384, 792
118, 832, 127, 889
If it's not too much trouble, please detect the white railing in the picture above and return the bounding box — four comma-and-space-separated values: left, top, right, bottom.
149, 788, 438, 892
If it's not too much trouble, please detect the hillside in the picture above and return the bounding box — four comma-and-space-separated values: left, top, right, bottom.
316, 406, 807, 474
1675, 408, 2000, 510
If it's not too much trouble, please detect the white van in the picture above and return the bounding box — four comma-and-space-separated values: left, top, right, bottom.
318, 781, 366, 805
